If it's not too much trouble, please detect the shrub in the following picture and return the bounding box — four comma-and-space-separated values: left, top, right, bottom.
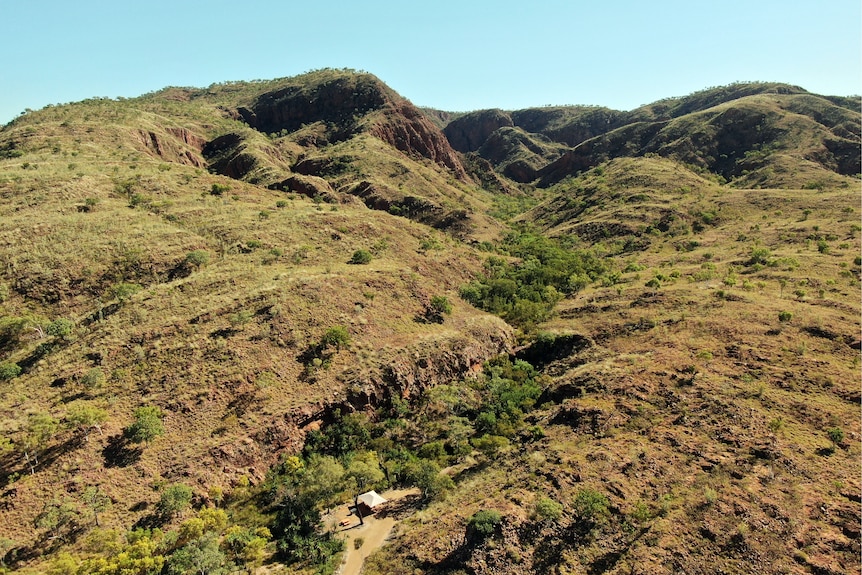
573, 488, 609, 523
124, 406, 164, 444
349, 249, 372, 264
778, 311, 792, 322
46, 318, 74, 339
158, 483, 193, 517
108, 282, 142, 303
466, 509, 502, 543
81, 367, 106, 390
424, 296, 453, 323
0, 362, 21, 381
827, 427, 845, 447
210, 183, 230, 196
533, 496, 562, 523
320, 326, 350, 350
184, 250, 210, 268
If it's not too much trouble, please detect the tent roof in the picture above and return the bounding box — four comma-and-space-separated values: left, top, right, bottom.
357, 490, 387, 508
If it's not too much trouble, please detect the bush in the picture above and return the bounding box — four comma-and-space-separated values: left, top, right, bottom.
573, 488, 609, 523
423, 295, 453, 323
81, 367, 106, 390
778, 311, 792, 322
533, 496, 562, 523
46, 318, 74, 339
124, 406, 164, 444
108, 282, 142, 303
184, 250, 210, 268
320, 326, 350, 350
0, 362, 21, 381
349, 249, 372, 264
210, 183, 230, 196
467, 510, 502, 543
158, 483, 193, 517
827, 427, 845, 447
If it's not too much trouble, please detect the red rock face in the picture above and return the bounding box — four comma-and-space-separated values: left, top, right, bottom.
240, 74, 468, 179
369, 103, 467, 179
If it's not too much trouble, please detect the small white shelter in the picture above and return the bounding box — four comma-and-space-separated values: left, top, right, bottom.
356, 490, 387, 515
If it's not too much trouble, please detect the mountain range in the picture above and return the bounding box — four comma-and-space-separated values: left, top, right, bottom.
0, 69, 858, 575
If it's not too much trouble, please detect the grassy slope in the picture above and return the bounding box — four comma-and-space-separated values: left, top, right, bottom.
0, 81, 511, 567
365, 159, 861, 574
0, 76, 858, 574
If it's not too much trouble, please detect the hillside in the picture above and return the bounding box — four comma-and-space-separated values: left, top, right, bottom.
0, 70, 858, 575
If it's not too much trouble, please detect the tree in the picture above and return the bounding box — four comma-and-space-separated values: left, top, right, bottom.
65, 403, 108, 440
124, 406, 164, 444
533, 496, 562, 524
466, 509, 502, 543
35, 498, 80, 542
346, 452, 384, 525
471, 434, 510, 461
82, 486, 112, 527
158, 483, 193, 518
108, 282, 142, 304
320, 326, 350, 351
403, 459, 452, 500
165, 532, 227, 575
827, 427, 845, 449
80, 367, 106, 391
21, 412, 59, 474
573, 488, 609, 525
424, 296, 453, 323
46, 318, 75, 339
184, 250, 210, 269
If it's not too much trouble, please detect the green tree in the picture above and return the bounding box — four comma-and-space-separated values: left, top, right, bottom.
320, 326, 350, 351
65, 402, 108, 440
35, 498, 80, 543
184, 250, 210, 269
21, 412, 59, 474
81, 367, 106, 391
210, 183, 230, 197
165, 532, 227, 575
424, 296, 453, 323
46, 317, 75, 339
158, 484, 193, 518
346, 452, 384, 525
466, 509, 502, 543
124, 406, 165, 444
573, 488, 609, 524
403, 459, 452, 500
533, 496, 563, 524
471, 435, 510, 461
82, 486, 112, 527
108, 282, 142, 303
827, 427, 845, 449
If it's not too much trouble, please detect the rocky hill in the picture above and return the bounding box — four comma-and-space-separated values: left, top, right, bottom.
0, 70, 858, 575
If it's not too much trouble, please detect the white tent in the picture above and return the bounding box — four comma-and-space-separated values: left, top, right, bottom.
357, 490, 387, 511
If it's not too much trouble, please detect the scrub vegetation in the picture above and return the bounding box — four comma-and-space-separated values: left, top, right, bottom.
0, 69, 858, 574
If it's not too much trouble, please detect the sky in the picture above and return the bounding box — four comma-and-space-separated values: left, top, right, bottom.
2, 0, 860, 124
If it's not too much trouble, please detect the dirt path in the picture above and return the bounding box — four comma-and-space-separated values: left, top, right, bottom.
326, 488, 420, 575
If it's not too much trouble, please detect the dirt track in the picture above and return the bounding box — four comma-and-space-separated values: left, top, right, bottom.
328, 488, 420, 575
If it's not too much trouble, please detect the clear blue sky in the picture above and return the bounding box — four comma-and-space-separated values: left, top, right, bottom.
2, 0, 860, 124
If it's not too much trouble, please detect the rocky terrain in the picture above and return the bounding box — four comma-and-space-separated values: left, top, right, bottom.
0, 70, 858, 574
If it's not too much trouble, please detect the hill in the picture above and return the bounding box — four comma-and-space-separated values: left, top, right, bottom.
0, 70, 858, 575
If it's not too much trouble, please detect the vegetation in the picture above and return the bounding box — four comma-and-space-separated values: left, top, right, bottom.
124, 406, 165, 444
460, 229, 607, 330
0, 70, 857, 575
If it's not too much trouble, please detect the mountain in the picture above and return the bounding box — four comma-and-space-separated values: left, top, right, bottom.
0, 70, 858, 575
